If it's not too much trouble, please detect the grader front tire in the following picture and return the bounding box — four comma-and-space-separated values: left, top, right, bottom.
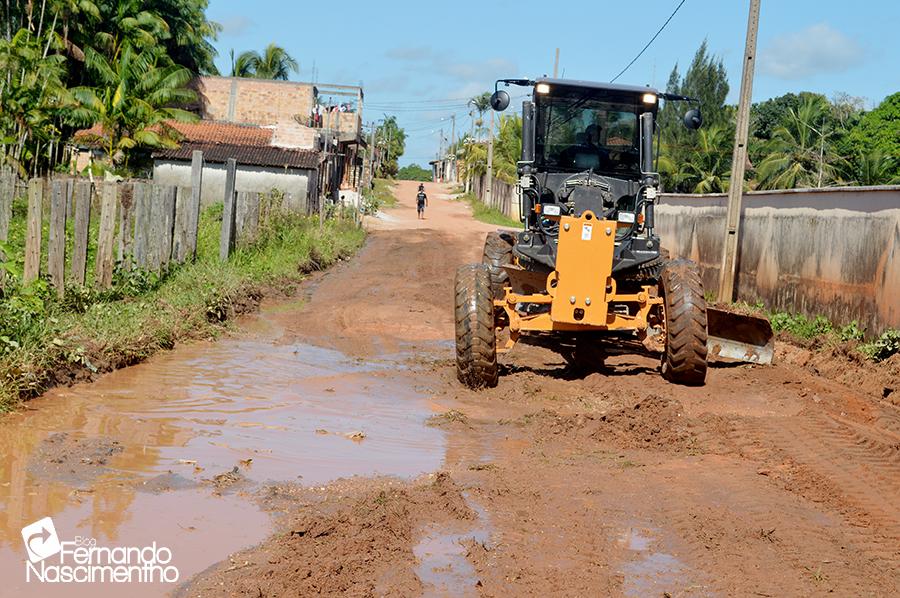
660, 259, 709, 386
482, 231, 514, 299
454, 264, 499, 389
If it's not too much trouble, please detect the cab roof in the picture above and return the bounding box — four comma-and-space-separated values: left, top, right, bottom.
534, 78, 659, 96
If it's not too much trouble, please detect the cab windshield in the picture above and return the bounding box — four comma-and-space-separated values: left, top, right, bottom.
535, 89, 646, 177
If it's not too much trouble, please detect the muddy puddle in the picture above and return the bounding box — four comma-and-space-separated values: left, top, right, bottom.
414, 493, 491, 597
617, 525, 695, 597
0, 299, 446, 596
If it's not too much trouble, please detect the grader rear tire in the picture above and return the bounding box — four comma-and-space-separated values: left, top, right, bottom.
659, 259, 708, 385
455, 264, 499, 389
482, 231, 514, 299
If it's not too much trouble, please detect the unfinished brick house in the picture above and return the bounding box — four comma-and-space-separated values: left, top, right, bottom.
152, 76, 366, 209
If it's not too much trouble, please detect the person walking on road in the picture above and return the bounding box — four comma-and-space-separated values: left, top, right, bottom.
416, 188, 428, 220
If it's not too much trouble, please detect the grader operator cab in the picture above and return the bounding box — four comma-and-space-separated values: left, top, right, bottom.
454, 77, 773, 389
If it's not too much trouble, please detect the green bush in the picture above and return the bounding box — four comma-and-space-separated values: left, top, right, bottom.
396, 164, 432, 182
859, 329, 900, 362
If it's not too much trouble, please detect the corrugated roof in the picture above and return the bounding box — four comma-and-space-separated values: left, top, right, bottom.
153, 142, 319, 169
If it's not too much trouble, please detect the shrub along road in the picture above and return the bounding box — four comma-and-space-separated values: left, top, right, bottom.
0, 181, 897, 596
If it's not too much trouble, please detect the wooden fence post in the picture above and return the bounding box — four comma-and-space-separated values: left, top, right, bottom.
117, 183, 135, 268
70, 180, 92, 286
159, 185, 176, 271
95, 183, 118, 288
132, 181, 151, 269
0, 169, 13, 276
220, 158, 237, 261
187, 150, 203, 261
148, 185, 163, 271
172, 186, 190, 264
65, 178, 75, 221
235, 191, 248, 243
47, 179, 67, 296
23, 179, 42, 284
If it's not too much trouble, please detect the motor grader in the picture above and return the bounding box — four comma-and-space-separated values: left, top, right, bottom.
454, 77, 773, 388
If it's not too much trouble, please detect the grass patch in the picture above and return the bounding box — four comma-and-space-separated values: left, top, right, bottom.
729, 301, 899, 363
0, 206, 366, 411
456, 192, 520, 228
426, 409, 469, 427
361, 178, 398, 213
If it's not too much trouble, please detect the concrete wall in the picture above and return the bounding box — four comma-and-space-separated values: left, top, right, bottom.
153, 160, 313, 208
473, 174, 521, 222
657, 186, 900, 334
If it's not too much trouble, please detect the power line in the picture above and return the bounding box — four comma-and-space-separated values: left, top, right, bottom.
610, 0, 687, 83
366, 96, 474, 106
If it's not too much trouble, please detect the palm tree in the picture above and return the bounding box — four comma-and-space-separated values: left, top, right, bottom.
854, 151, 899, 186
230, 48, 255, 77
68, 44, 198, 167
0, 28, 72, 175
468, 92, 491, 138
756, 97, 845, 189
231, 44, 298, 80
675, 125, 732, 193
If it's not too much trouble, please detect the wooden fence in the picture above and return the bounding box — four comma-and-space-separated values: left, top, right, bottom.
0, 154, 297, 297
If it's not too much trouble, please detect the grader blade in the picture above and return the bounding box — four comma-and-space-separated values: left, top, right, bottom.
706, 307, 774, 365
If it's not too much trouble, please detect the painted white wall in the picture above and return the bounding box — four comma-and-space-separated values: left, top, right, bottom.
153, 160, 314, 207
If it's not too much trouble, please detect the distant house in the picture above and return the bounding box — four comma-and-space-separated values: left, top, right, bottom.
75, 76, 367, 209
151, 121, 320, 207
154, 76, 367, 208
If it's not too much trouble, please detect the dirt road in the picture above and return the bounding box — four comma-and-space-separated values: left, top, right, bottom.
1, 180, 898, 596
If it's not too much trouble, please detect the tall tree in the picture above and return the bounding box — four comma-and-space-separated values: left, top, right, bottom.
68, 44, 198, 167
468, 92, 491, 138
0, 28, 72, 175
374, 116, 406, 177
232, 44, 298, 80
675, 125, 733, 193
848, 92, 900, 183
755, 96, 845, 189
658, 40, 731, 191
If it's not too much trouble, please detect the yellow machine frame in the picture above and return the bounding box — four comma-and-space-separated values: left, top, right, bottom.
496, 211, 663, 353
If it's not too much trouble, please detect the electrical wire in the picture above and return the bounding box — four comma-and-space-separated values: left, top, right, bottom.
610, 0, 687, 83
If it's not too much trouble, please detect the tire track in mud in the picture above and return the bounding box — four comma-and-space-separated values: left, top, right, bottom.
701, 408, 900, 576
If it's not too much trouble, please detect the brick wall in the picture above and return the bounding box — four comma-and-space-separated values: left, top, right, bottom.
197, 77, 315, 128
272, 119, 318, 149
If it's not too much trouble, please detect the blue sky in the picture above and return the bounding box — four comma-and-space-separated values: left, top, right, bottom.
207, 0, 899, 166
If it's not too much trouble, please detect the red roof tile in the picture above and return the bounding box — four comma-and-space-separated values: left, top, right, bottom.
74, 121, 274, 147
168, 121, 274, 146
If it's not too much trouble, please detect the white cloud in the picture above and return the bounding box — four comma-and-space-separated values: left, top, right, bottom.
386, 47, 515, 80
759, 23, 864, 80
218, 16, 253, 36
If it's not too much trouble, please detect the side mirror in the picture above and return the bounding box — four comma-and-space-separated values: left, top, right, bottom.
490, 90, 510, 112
683, 108, 703, 130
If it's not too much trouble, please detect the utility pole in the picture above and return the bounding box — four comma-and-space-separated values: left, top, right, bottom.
367, 122, 376, 188
718, 0, 761, 302
486, 108, 494, 207
553, 48, 560, 78
449, 114, 456, 182
466, 110, 476, 193
320, 116, 329, 232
